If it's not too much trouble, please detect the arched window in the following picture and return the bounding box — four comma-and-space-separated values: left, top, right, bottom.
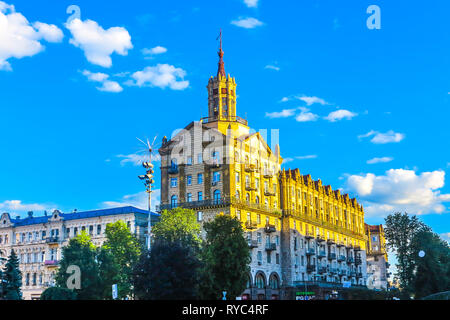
246, 275, 252, 288
171, 158, 177, 168
255, 196, 260, 204
269, 274, 280, 289
235, 190, 240, 200
246, 193, 250, 202
265, 198, 269, 207
213, 190, 221, 204
255, 274, 265, 289
171, 195, 178, 208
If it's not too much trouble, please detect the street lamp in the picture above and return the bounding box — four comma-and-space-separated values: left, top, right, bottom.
139, 156, 155, 251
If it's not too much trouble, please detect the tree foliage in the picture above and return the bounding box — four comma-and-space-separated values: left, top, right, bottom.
200, 215, 251, 300
40, 287, 77, 300
152, 208, 202, 248
55, 231, 102, 300
102, 220, 142, 299
133, 242, 202, 300
2, 249, 22, 300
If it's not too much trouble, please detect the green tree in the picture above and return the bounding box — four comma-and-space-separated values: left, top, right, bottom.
152, 208, 202, 247
97, 247, 121, 299
40, 287, 77, 300
102, 221, 141, 299
200, 215, 250, 300
410, 230, 450, 299
55, 231, 102, 300
133, 242, 202, 300
2, 249, 22, 300
384, 212, 430, 296
133, 208, 202, 299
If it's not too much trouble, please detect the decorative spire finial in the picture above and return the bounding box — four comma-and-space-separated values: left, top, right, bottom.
217, 29, 225, 77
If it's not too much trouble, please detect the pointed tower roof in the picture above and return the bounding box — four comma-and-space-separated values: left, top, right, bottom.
217, 29, 225, 77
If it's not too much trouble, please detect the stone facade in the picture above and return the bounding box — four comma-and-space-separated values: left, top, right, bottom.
157, 42, 379, 300
365, 224, 389, 290
0, 206, 155, 300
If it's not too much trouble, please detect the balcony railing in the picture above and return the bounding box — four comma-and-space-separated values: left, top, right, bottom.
263, 171, 274, 178
168, 166, 178, 174
306, 264, 315, 273
247, 239, 258, 248
264, 189, 276, 197
245, 183, 257, 191
329, 268, 338, 274
327, 238, 335, 245
45, 236, 59, 244
316, 235, 326, 242
244, 164, 258, 173
328, 253, 337, 260
347, 257, 355, 264
265, 243, 276, 251
305, 232, 314, 239
200, 116, 248, 126
264, 224, 276, 233
318, 266, 327, 274
306, 248, 315, 256
318, 250, 326, 258
245, 221, 258, 230
355, 257, 362, 265
44, 260, 59, 266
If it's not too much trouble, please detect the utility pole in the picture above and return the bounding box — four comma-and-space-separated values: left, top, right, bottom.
138, 139, 156, 251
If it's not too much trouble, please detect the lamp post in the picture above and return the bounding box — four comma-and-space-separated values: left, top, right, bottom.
139, 149, 155, 251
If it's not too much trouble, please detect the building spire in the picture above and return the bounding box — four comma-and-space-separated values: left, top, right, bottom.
217, 29, 225, 77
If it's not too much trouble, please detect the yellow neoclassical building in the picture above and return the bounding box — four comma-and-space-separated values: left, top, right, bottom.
158, 38, 377, 300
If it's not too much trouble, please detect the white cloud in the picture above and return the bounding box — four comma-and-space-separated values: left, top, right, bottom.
0, 199, 55, 217
116, 153, 161, 166
296, 155, 317, 160
344, 168, 450, 217
243, 0, 259, 8
101, 189, 161, 212
231, 17, 264, 29
142, 46, 167, 56
128, 64, 189, 90
282, 157, 294, 164
297, 95, 328, 106
265, 108, 296, 119
325, 109, 358, 122
367, 157, 394, 164
264, 64, 280, 71
82, 70, 123, 93
295, 107, 319, 122
0, 1, 63, 71
358, 130, 405, 144
66, 18, 132, 68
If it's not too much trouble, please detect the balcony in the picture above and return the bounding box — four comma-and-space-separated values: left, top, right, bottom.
264, 224, 276, 233
328, 253, 336, 260
264, 189, 276, 197
45, 236, 59, 244
349, 271, 357, 277
245, 183, 257, 191
159, 198, 230, 211
247, 239, 258, 248
356, 272, 363, 278
244, 164, 258, 173
327, 238, 335, 245
316, 235, 326, 243
306, 264, 315, 273
354, 246, 362, 252
318, 250, 326, 258
338, 270, 346, 276
168, 166, 179, 174
263, 171, 274, 178
337, 255, 346, 262
44, 260, 59, 266
336, 241, 345, 247
305, 232, 314, 239
318, 266, 327, 274
245, 220, 258, 230
329, 268, 338, 274
265, 243, 276, 251
347, 257, 355, 264
306, 248, 315, 256
355, 257, 362, 265
207, 161, 221, 169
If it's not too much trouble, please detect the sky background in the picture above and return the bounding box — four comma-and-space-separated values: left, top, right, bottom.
1, 0, 449, 251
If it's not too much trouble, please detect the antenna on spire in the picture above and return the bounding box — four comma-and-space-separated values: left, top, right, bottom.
216, 29, 225, 77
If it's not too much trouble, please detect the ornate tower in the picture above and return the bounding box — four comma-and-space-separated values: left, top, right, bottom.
206, 30, 237, 123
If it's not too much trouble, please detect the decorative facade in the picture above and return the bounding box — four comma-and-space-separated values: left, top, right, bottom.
365, 224, 389, 290
0, 206, 156, 300
158, 38, 381, 300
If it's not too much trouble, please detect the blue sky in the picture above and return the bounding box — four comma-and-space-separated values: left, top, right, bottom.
0, 0, 449, 241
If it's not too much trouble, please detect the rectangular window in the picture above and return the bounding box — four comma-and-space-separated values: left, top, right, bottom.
97, 225, 101, 235
257, 232, 262, 244
187, 193, 192, 202
170, 178, 178, 188
235, 172, 240, 183
276, 253, 280, 264
257, 214, 261, 224
187, 175, 192, 186
213, 171, 220, 183
257, 251, 262, 262
198, 192, 203, 201
267, 252, 271, 264
187, 157, 192, 166
197, 153, 203, 164
197, 173, 203, 184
